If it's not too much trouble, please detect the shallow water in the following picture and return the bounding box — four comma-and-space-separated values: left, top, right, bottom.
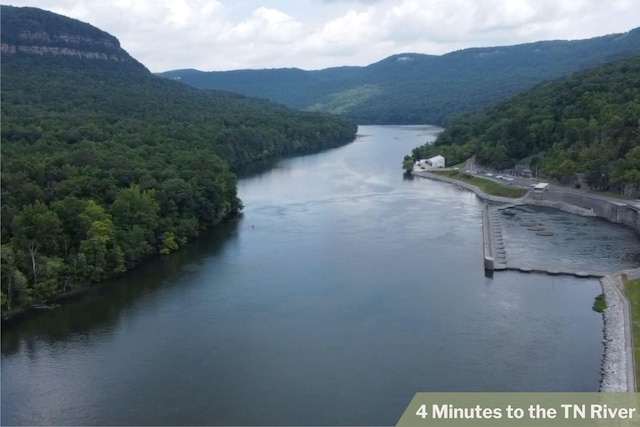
499, 205, 640, 273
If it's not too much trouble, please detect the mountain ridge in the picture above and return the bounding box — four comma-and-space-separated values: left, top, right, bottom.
410, 54, 640, 197
159, 27, 640, 125
0, 5, 357, 314
1, 5, 143, 65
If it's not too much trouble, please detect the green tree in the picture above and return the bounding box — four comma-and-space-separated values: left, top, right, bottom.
12, 201, 62, 288
79, 218, 124, 281
403, 155, 415, 173
1, 244, 30, 309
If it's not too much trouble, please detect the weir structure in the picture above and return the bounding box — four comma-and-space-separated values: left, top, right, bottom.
413, 171, 637, 392
482, 203, 608, 278
481, 202, 637, 392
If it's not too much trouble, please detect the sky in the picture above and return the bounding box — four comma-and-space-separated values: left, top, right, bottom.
4, 0, 640, 72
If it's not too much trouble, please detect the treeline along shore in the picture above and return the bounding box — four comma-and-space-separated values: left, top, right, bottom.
0, 6, 358, 319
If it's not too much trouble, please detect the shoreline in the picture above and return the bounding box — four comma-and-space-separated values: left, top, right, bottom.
412, 170, 527, 204
414, 169, 638, 392
1, 284, 97, 326
599, 268, 639, 392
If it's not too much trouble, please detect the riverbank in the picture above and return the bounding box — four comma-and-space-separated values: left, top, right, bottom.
414, 169, 640, 234
1, 217, 246, 325
600, 268, 639, 392
414, 169, 639, 392
412, 170, 527, 204
1, 284, 95, 326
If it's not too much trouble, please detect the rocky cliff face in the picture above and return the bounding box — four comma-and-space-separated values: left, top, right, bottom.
1, 6, 138, 64
0, 43, 130, 61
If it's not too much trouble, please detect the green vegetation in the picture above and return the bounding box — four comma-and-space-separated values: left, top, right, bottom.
623, 277, 640, 385
402, 155, 415, 173
160, 30, 640, 125
592, 293, 607, 313
411, 55, 640, 197
0, 6, 357, 314
308, 84, 382, 115
429, 171, 527, 198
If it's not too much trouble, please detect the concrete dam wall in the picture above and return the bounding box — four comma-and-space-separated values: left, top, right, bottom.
532, 190, 640, 235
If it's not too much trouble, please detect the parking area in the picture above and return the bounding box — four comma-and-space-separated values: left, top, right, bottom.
455, 167, 535, 189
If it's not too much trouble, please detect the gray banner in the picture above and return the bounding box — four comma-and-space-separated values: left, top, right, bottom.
396, 393, 640, 426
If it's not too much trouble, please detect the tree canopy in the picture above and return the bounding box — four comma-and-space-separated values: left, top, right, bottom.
0, 6, 357, 313
410, 55, 640, 195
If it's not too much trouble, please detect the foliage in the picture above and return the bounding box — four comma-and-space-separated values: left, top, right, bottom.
430, 171, 528, 199
592, 293, 607, 313
0, 6, 357, 313
159, 30, 640, 125
411, 55, 640, 195
402, 155, 415, 173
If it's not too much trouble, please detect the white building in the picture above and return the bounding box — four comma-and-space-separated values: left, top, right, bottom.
427, 155, 445, 168
414, 155, 446, 170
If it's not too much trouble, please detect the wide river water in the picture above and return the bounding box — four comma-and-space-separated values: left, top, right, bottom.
2, 125, 640, 426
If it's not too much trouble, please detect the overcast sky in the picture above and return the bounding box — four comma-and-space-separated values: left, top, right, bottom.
4, 0, 640, 72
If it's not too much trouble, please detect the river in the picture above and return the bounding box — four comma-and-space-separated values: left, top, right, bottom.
2, 125, 638, 426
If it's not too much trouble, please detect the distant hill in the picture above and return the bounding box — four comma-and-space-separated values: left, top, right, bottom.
159, 29, 640, 125
410, 55, 640, 196
0, 6, 357, 313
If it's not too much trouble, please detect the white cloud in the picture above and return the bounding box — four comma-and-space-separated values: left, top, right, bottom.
305, 9, 377, 55
220, 7, 303, 44
3, 0, 639, 71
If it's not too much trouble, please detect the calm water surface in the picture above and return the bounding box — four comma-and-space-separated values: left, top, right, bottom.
2, 125, 637, 426
499, 205, 640, 272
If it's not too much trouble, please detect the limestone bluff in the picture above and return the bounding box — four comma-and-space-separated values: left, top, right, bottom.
1, 5, 139, 64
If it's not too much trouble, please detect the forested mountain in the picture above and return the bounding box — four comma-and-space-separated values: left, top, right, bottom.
0, 6, 357, 313
411, 55, 640, 196
159, 28, 640, 125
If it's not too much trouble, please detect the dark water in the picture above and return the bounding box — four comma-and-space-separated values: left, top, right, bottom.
2, 125, 636, 426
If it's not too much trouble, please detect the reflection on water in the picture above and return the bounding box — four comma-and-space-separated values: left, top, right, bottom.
1, 221, 239, 357
0, 126, 633, 426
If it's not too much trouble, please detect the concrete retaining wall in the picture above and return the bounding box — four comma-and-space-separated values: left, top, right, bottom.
414, 172, 639, 235
536, 190, 640, 235
482, 205, 494, 271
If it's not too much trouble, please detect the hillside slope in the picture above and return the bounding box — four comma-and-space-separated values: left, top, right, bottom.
0, 6, 357, 313
411, 55, 640, 196
159, 28, 640, 125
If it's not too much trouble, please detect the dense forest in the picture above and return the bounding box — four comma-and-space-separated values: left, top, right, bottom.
410, 55, 640, 195
160, 28, 640, 125
0, 6, 357, 314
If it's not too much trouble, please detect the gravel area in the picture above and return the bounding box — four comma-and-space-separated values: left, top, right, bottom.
600, 268, 639, 392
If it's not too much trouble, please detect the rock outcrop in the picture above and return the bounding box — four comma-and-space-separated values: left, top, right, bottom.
1, 5, 140, 65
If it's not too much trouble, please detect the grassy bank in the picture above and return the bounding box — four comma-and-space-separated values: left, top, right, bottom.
624, 276, 640, 386
430, 170, 527, 199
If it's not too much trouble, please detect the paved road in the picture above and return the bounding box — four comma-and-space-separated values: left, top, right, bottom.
459, 159, 640, 209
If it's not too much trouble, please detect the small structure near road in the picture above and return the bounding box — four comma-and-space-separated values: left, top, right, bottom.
533, 182, 549, 193
415, 155, 445, 170
427, 155, 445, 168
